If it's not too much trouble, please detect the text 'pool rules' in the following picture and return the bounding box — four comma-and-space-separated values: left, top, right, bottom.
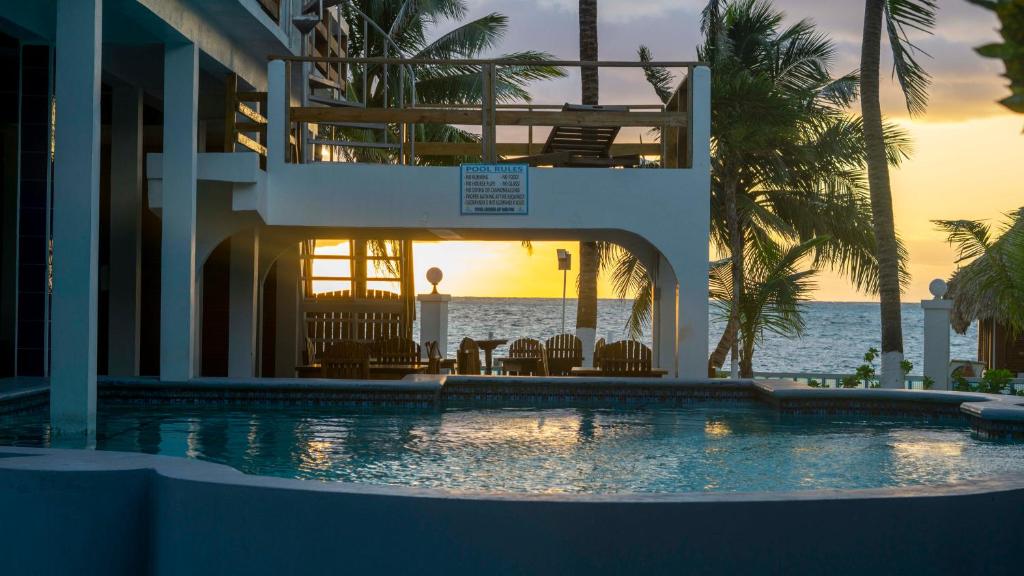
460, 164, 528, 215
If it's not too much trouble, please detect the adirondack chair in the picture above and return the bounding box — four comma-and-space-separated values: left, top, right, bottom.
545, 333, 583, 376
597, 340, 652, 376
593, 337, 606, 365
374, 336, 421, 365
457, 337, 482, 375
320, 340, 370, 379
506, 338, 549, 376
502, 104, 641, 168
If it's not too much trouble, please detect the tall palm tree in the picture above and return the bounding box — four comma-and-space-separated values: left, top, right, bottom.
576, 0, 601, 365
633, 0, 911, 376
859, 0, 937, 387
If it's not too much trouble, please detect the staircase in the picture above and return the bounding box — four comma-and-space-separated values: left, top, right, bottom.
298, 1, 400, 161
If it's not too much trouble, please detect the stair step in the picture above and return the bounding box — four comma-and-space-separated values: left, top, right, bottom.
308, 73, 343, 91
308, 138, 401, 150
310, 121, 388, 131
307, 94, 365, 108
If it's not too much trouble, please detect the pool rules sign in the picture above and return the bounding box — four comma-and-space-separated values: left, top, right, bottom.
459, 164, 528, 215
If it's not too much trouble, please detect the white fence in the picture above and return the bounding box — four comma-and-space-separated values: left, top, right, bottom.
752, 372, 1024, 394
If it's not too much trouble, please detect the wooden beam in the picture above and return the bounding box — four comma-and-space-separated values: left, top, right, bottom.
237, 102, 267, 125
236, 132, 267, 157
403, 142, 662, 156
237, 91, 268, 106
290, 107, 687, 128
224, 73, 237, 152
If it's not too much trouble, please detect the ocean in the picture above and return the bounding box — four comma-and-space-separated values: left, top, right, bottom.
415, 298, 978, 375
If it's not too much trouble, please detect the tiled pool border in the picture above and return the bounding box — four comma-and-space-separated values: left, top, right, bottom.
3, 375, 1024, 438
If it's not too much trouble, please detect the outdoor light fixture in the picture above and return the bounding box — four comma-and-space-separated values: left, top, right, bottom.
292, 0, 323, 35
426, 267, 444, 294
557, 249, 571, 333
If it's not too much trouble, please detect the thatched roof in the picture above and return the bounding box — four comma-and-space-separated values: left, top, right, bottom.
946, 208, 1024, 334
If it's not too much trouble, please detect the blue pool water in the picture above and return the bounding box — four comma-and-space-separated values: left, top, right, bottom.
3, 403, 1022, 494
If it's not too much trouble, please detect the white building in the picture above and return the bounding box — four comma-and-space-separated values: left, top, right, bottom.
0, 0, 711, 436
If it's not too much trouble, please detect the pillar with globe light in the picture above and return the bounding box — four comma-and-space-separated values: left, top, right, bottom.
418, 267, 451, 360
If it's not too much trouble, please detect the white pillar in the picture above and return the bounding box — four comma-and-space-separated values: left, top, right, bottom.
267, 60, 288, 170
274, 246, 300, 377
418, 292, 451, 359
107, 84, 142, 376
922, 279, 953, 390
228, 229, 260, 377
674, 64, 712, 380
159, 43, 198, 381
653, 255, 677, 372
50, 0, 102, 437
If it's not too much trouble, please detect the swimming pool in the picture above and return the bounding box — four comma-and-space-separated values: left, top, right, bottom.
3, 402, 1022, 493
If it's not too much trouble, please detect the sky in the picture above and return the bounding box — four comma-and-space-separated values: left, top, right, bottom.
399, 0, 1024, 300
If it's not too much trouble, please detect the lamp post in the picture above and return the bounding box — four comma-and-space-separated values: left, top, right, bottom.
557, 249, 571, 334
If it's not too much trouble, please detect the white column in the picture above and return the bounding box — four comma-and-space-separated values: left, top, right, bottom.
274, 246, 300, 377
675, 64, 712, 380
159, 43, 199, 381
922, 279, 953, 390
228, 229, 260, 377
50, 0, 102, 437
267, 60, 288, 170
653, 255, 677, 372
418, 292, 451, 360
107, 84, 142, 376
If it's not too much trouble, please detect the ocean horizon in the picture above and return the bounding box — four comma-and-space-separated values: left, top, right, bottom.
415, 297, 977, 375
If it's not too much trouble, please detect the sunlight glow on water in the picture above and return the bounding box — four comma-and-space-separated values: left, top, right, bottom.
3, 403, 1022, 494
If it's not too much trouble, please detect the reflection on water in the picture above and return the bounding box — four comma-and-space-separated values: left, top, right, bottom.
2, 403, 1023, 494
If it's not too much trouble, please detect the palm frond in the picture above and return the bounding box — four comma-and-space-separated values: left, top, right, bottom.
884, 0, 937, 116
637, 45, 675, 104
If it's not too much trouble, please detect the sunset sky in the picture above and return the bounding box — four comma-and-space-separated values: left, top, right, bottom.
402, 0, 1024, 300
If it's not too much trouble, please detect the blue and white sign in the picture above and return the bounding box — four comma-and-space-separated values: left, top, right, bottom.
460, 164, 528, 215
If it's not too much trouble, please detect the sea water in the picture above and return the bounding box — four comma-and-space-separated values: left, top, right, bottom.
416, 299, 977, 374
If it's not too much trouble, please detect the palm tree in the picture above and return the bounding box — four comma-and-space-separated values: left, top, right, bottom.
966, 0, 1024, 120
633, 0, 910, 376
711, 237, 826, 376
324, 0, 565, 164
937, 208, 1024, 334
575, 0, 601, 365
859, 0, 937, 387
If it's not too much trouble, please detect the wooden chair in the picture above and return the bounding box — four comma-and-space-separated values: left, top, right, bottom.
457, 337, 482, 375
593, 338, 606, 365
597, 340, 652, 376
320, 341, 370, 379
501, 104, 640, 168
506, 337, 549, 376
374, 336, 421, 365
545, 333, 583, 376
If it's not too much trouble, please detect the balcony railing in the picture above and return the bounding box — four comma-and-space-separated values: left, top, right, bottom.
269, 56, 705, 168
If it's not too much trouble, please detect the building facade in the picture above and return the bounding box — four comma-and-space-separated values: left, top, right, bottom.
0, 0, 711, 436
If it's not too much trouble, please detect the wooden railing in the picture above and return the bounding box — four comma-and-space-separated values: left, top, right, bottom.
224, 73, 268, 165
270, 56, 703, 168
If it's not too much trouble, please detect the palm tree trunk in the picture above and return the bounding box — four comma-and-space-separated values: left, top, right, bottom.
740, 335, 755, 378
576, 0, 600, 365
724, 175, 744, 379
861, 0, 905, 388
707, 316, 738, 377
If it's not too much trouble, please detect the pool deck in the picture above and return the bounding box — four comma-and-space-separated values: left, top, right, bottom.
3, 374, 1024, 436
1, 443, 1023, 575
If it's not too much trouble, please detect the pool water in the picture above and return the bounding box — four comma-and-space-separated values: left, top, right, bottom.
3, 403, 1023, 494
